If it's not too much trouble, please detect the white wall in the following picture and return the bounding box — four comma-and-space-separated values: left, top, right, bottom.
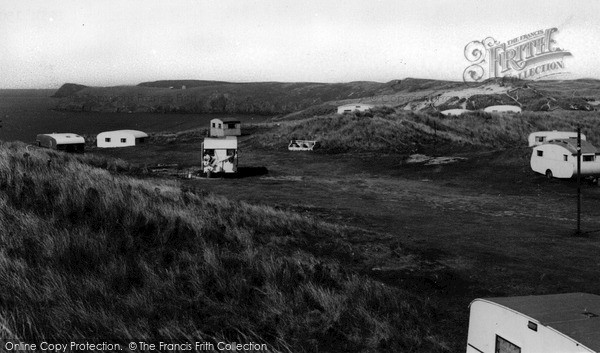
467, 300, 594, 353
97, 133, 137, 148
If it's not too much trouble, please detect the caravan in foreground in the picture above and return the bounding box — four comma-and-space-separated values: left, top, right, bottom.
530, 139, 600, 179
528, 131, 586, 147
466, 293, 600, 353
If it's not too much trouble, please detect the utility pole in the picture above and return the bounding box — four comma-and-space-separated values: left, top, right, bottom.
433, 120, 437, 155
576, 126, 581, 236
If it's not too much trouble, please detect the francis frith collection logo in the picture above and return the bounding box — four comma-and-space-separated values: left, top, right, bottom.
463, 28, 572, 83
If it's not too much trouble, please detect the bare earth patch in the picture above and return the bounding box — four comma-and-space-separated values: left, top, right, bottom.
406, 153, 468, 165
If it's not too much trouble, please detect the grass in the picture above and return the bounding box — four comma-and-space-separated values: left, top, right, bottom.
251, 108, 600, 153
0, 141, 449, 352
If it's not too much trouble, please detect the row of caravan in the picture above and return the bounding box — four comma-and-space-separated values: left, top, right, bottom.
529, 131, 600, 179
36, 130, 148, 152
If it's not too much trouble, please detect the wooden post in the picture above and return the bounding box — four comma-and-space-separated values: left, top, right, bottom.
577, 126, 581, 235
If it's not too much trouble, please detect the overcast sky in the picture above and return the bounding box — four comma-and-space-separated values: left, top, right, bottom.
1, 0, 599, 88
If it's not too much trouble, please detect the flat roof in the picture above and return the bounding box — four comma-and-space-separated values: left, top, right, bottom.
481, 293, 600, 351
547, 139, 599, 154
203, 136, 237, 149
211, 117, 240, 123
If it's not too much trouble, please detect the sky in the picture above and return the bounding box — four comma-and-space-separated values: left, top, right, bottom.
1, 0, 599, 88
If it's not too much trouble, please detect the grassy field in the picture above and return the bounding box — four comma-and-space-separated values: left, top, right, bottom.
0, 141, 449, 352
3, 89, 600, 352
87, 107, 600, 352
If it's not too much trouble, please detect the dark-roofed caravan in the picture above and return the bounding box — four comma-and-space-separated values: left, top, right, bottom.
466, 293, 600, 353
36, 133, 85, 153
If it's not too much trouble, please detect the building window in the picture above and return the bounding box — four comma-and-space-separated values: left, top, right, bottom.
564, 155, 568, 161
537, 150, 543, 157
495, 335, 521, 353
583, 155, 594, 162
121, 138, 126, 143
218, 124, 222, 128
105, 138, 111, 142
227, 123, 236, 129
212, 123, 216, 128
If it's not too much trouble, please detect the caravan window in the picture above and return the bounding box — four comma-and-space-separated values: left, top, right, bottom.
120, 138, 126, 143
495, 335, 521, 353
105, 138, 111, 142
537, 150, 543, 157
563, 155, 568, 161
227, 123, 236, 129
536, 136, 545, 142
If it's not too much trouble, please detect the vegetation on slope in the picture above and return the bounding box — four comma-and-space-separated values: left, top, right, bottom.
51, 78, 600, 115
52, 81, 392, 115
0, 142, 448, 352
252, 108, 600, 153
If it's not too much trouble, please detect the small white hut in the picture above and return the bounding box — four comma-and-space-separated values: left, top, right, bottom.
96, 130, 148, 148
337, 103, 374, 114
210, 118, 241, 137
466, 293, 600, 353
531, 139, 600, 178
528, 131, 586, 147
483, 105, 522, 114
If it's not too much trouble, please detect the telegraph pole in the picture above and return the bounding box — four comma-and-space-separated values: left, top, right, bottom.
576, 126, 581, 235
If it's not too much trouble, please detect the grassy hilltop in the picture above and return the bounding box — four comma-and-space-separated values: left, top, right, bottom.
51, 78, 600, 115
0, 141, 448, 352
253, 108, 600, 153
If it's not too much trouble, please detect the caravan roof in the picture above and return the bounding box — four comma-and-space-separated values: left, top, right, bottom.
98, 130, 148, 138
477, 293, 600, 351
40, 133, 85, 144
203, 136, 237, 149
547, 139, 599, 155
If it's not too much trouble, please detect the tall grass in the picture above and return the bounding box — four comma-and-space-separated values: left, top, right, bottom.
0, 141, 448, 352
253, 109, 600, 153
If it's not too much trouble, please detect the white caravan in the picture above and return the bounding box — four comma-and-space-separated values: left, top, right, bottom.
528, 131, 586, 147
466, 293, 600, 353
530, 139, 600, 178
201, 136, 238, 174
